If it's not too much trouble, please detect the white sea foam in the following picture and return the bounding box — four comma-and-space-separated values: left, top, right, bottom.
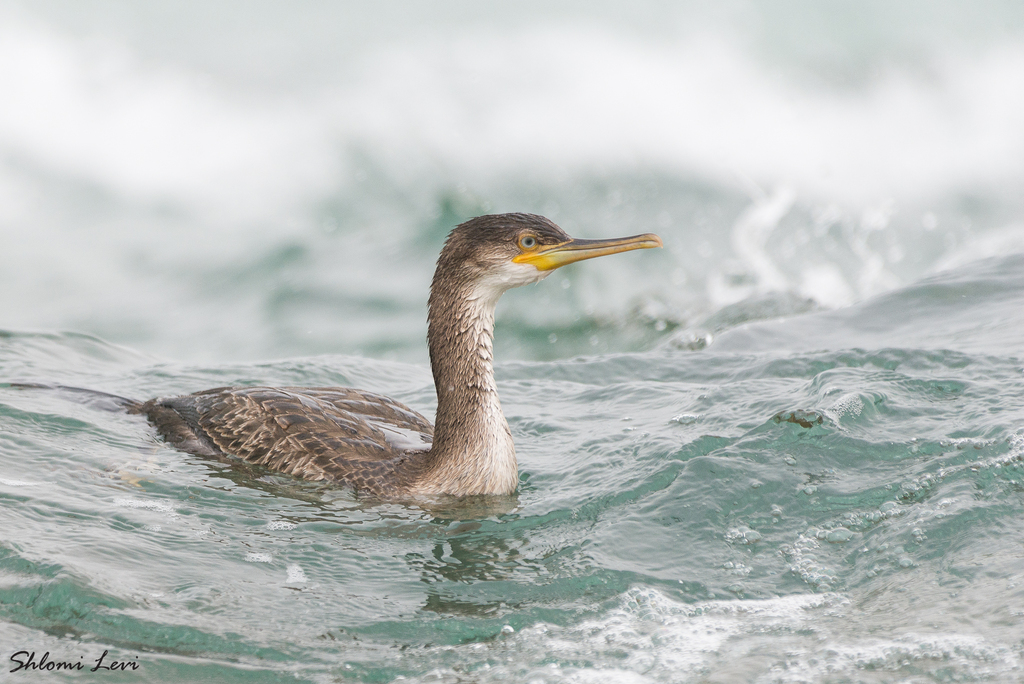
266, 520, 297, 531
2, 10, 1024, 219
496, 589, 841, 681
0, 14, 333, 222
285, 564, 307, 584
338, 31, 1024, 206
4, 5, 1022, 360
113, 497, 176, 515
0, 478, 39, 487
245, 552, 273, 563
401, 587, 1019, 682
824, 393, 864, 424
1, 5, 1023, 363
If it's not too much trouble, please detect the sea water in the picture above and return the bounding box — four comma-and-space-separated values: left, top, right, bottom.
1, 2, 1023, 681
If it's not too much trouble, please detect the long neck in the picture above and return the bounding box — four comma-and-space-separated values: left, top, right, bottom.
414, 275, 518, 496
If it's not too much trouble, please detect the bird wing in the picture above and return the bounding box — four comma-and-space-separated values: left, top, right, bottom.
142, 386, 433, 482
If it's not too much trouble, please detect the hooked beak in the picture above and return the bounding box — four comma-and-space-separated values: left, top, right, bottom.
512, 233, 663, 271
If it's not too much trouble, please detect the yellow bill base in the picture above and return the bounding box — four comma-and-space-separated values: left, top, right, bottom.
512, 233, 663, 271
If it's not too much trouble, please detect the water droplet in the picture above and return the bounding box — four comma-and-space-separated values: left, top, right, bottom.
826, 528, 853, 543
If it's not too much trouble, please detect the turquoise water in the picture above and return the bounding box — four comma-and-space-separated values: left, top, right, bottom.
3, 2, 1024, 682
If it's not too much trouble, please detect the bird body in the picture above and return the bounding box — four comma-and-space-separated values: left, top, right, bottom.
137, 386, 434, 495
138, 214, 661, 497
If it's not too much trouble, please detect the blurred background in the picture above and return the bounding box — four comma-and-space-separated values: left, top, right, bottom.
2, 0, 1024, 364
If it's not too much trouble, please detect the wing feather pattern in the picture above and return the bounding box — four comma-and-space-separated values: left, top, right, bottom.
138, 386, 433, 494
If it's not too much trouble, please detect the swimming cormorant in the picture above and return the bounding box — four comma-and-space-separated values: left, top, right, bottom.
137, 214, 661, 497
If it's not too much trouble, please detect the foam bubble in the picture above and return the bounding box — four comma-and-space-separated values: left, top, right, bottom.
824, 393, 864, 423
285, 564, 307, 583
113, 497, 176, 515
266, 520, 297, 531
245, 552, 273, 563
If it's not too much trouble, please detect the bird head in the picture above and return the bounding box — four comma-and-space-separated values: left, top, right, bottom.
434, 213, 662, 304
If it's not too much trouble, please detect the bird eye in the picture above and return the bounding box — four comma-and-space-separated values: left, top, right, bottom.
520, 236, 537, 249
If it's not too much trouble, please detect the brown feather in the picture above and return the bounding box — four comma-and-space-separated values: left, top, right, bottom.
136, 386, 433, 496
